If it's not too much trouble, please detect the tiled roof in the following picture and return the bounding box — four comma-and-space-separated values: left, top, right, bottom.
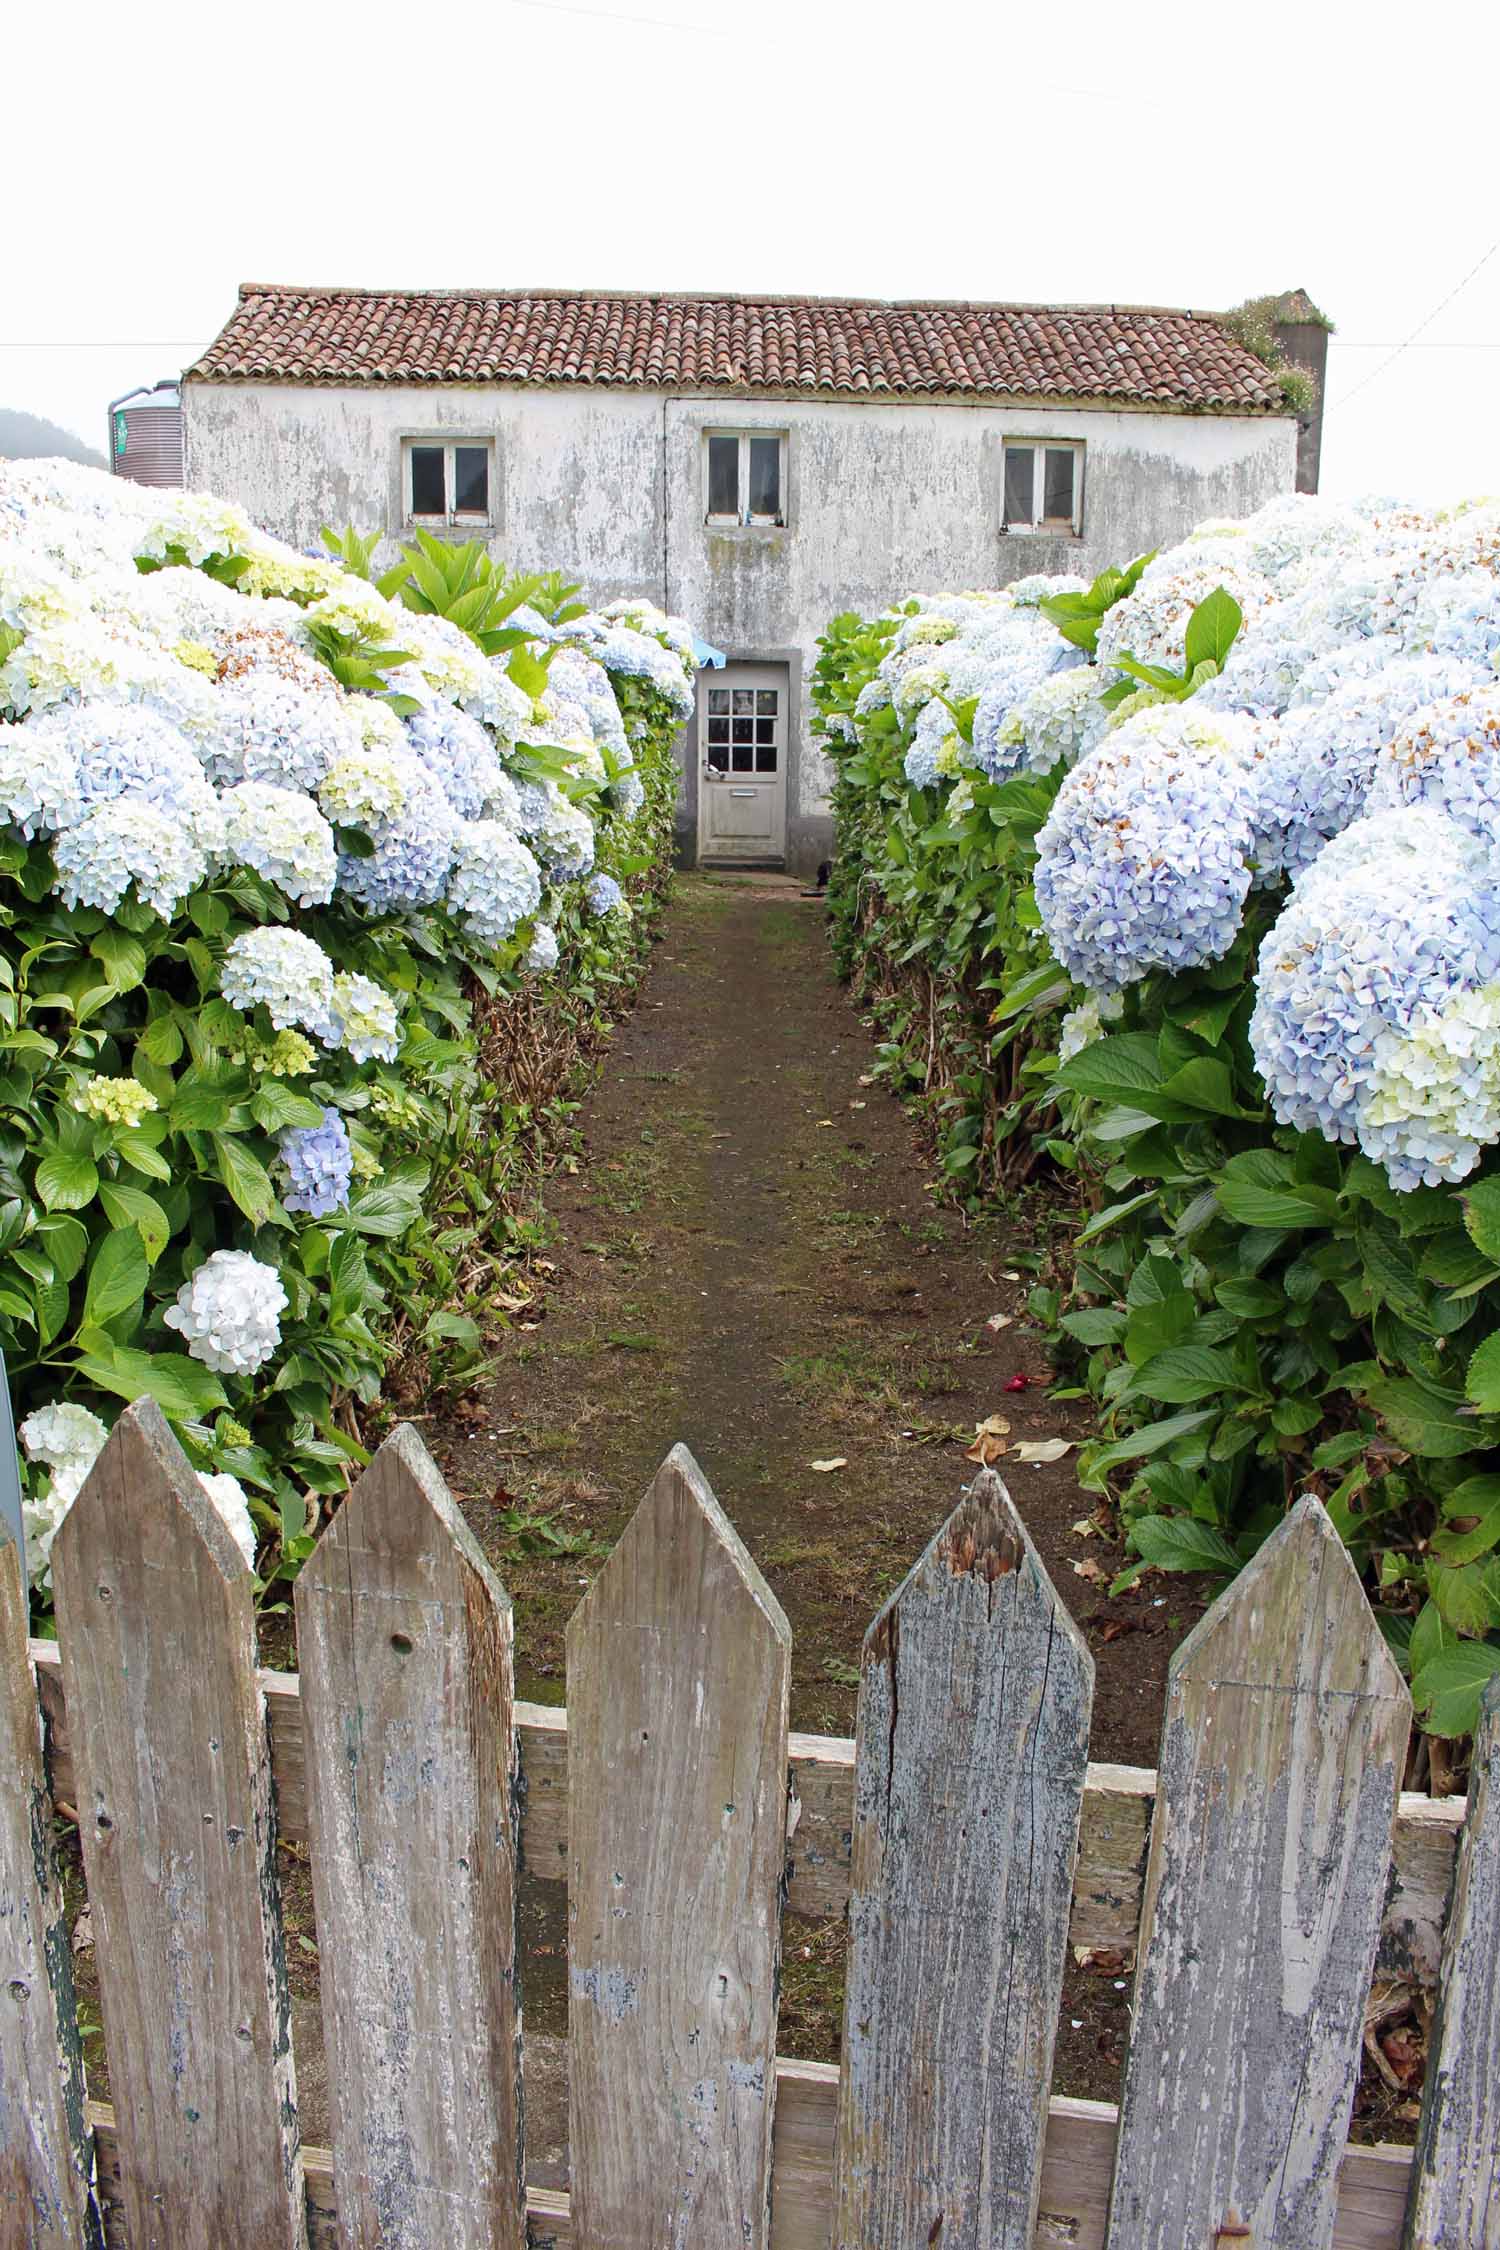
187, 286, 1288, 413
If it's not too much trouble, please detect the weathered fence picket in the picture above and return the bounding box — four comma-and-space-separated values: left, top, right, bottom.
1404, 1676, 1500, 2249
565, 1443, 791, 2250
831, 1471, 1093, 2250
50, 1402, 307, 2250
0, 1539, 99, 2248
1106, 1495, 1412, 2250
293, 1424, 525, 2250
11, 1407, 1500, 2249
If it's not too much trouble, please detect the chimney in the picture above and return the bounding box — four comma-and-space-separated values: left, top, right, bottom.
1271, 289, 1331, 495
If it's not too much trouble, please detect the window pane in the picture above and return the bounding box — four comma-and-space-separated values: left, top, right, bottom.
709, 688, 730, 714
409, 445, 445, 515
733, 689, 755, 713
748, 435, 780, 518
1044, 448, 1075, 524
732, 717, 753, 743
756, 690, 777, 715
708, 435, 739, 516
1003, 446, 1034, 526
708, 739, 729, 772
454, 446, 489, 515
755, 742, 777, 773
755, 718, 775, 744
732, 743, 753, 771
708, 720, 730, 745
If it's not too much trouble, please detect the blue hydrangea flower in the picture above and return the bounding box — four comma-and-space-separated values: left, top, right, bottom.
1035, 708, 1257, 990
404, 707, 503, 820
586, 873, 624, 916
336, 771, 459, 911
278, 1107, 353, 1217
1369, 685, 1500, 845
52, 799, 208, 919
1250, 806, 1500, 1185
28, 702, 224, 853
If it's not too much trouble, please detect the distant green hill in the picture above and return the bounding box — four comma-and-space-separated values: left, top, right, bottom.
0, 407, 107, 470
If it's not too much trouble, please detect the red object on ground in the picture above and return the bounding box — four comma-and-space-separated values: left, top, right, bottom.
1004, 1373, 1030, 1392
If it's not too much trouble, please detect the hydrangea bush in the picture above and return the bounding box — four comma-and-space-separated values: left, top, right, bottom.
1, 459, 694, 1606
815, 490, 1500, 1738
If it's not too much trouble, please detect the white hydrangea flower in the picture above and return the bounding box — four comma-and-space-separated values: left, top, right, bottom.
220, 928, 341, 1043
18, 1402, 110, 1591
446, 822, 543, 944
526, 922, 560, 974
0, 721, 83, 835
318, 747, 412, 829
199, 1471, 258, 1570
221, 782, 338, 907
163, 1250, 288, 1376
331, 971, 401, 1064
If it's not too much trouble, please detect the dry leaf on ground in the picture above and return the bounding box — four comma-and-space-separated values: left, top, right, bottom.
964, 1413, 1011, 1465
985, 1312, 1014, 1332
1011, 1438, 1075, 1465
810, 1456, 848, 1474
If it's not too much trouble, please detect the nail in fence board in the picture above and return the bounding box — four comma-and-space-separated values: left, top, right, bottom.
0, 1540, 100, 2247
1106, 1496, 1412, 2250
565, 1446, 791, 2249
1404, 1677, 1500, 2248
294, 1426, 525, 2248
50, 1402, 307, 2250
831, 1471, 1094, 2249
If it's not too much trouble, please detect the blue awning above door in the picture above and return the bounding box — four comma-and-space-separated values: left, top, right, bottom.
692, 637, 728, 670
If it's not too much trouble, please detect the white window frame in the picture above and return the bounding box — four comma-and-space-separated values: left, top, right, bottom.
1001, 439, 1084, 535
704, 429, 787, 527
402, 437, 496, 529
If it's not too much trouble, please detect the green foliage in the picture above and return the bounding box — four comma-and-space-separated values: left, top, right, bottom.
816, 570, 1500, 1743
1038, 552, 1154, 655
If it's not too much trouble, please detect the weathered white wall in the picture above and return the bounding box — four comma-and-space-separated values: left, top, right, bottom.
184, 381, 1297, 872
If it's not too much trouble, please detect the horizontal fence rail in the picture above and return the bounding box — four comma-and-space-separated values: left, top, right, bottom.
27, 1668, 1468, 1988
6, 1402, 1498, 2250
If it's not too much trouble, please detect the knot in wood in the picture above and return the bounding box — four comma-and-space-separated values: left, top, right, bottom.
940, 1505, 1020, 1584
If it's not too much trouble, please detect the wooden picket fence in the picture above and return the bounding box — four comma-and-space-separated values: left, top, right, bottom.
3, 1400, 1500, 2249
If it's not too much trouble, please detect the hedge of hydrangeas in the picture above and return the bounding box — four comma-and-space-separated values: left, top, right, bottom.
1, 459, 695, 1607
815, 492, 1500, 1738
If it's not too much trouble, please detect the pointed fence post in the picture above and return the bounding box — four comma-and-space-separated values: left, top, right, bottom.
294, 1425, 525, 2249
0, 1539, 101, 2247
829, 1468, 1093, 2250
1403, 1677, 1500, 2248
565, 1445, 791, 2250
1105, 1496, 1411, 2250
50, 1400, 307, 2250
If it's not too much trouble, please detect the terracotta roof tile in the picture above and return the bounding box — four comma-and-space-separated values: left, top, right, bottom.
187, 285, 1287, 413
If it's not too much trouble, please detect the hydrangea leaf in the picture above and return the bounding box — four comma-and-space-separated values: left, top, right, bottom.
34, 1149, 99, 1212
82, 1227, 148, 1330
1465, 1331, 1500, 1413
1412, 1641, 1500, 1738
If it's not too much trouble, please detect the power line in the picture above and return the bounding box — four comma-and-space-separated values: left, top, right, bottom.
1331, 237, 1500, 409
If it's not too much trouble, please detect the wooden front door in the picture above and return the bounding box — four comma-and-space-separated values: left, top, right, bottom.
698, 664, 788, 865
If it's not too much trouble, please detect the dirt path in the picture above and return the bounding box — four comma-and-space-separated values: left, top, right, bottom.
434, 872, 1189, 1751
425, 871, 1202, 2137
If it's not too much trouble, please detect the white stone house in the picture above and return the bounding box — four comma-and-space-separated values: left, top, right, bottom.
182, 286, 1308, 876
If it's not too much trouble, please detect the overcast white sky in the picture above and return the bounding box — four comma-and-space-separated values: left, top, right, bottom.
7, 0, 1498, 502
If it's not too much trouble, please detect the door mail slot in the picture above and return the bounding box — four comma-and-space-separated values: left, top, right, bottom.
729, 788, 757, 798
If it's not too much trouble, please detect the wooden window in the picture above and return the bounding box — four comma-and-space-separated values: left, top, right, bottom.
1002, 440, 1083, 534
705, 682, 780, 775
403, 438, 495, 527
704, 431, 786, 526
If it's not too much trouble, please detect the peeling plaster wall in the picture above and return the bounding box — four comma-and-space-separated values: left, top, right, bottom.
183, 381, 1297, 875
